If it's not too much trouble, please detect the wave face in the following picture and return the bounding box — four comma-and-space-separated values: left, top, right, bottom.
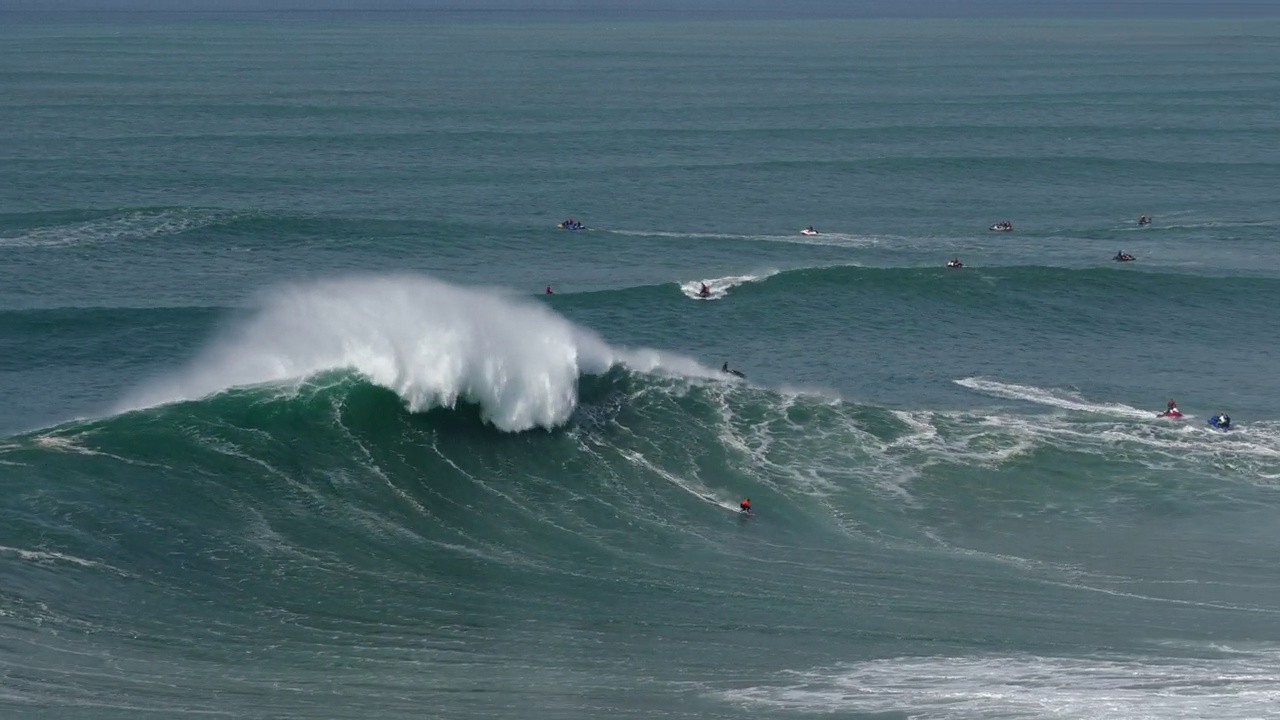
7, 362, 1280, 716
5, 268, 1280, 719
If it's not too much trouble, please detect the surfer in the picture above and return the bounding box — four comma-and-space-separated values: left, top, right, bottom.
721, 362, 745, 378
545, 285, 553, 295
699, 282, 711, 298
739, 498, 752, 515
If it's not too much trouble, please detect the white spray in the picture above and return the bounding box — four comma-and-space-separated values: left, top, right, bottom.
121, 274, 714, 432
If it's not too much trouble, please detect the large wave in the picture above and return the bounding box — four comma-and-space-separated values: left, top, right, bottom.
119, 274, 714, 431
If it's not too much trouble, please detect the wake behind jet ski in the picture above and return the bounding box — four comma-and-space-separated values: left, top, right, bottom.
1114, 251, 1136, 262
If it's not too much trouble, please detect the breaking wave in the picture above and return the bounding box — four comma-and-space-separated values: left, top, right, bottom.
119, 273, 714, 431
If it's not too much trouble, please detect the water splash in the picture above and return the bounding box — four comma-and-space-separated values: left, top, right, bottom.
120, 274, 712, 432
680, 270, 778, 300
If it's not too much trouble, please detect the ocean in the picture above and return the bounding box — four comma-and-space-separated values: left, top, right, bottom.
3, 15, 1280, 719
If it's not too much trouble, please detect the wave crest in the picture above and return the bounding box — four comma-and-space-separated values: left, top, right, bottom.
120, 274, 707, 432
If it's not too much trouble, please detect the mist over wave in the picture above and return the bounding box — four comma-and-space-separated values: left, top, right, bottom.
119, 274, 714, 431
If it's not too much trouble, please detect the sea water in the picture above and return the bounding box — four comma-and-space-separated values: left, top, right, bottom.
3, 16, 1280, 719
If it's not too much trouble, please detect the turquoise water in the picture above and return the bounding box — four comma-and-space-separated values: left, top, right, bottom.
3, 17, 1280, 719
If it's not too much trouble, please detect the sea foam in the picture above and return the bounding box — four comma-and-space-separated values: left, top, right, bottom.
121, 274, 712, 431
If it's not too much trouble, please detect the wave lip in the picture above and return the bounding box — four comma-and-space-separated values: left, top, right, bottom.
119, 274, 707, 432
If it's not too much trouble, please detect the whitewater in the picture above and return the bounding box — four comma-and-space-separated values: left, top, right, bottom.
120, 274, 718, 431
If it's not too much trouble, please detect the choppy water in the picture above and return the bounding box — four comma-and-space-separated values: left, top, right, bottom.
3, 17, 1280, 719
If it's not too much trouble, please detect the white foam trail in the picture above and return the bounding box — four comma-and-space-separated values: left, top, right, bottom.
767, 231, 883, 249
618, 449, 740, 513
721, 650, 1280, 718
956, 377, 1156, 418
886, 405, 1280, 485
0, 208, 233, 249
0, 545, 133, 577
119, 274, 713, 432
680, 271, 778, 300
0, 545, 100, 569
605, 228, 881, 249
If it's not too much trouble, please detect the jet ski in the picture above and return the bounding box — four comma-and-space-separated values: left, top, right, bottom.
1138, 215, 1152, 225
989, 222, 1013, 232
1158, 409, 1183, 418
946, 259, 964, 268
800, 227, 819, 236
1208, 414, 1231, 430
557, 219, 585, 231
1114, 252, 1136, 262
